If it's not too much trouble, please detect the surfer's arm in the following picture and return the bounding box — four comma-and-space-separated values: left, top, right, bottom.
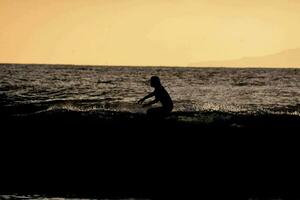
142, 98, 159, 107
138, 92, 154, 104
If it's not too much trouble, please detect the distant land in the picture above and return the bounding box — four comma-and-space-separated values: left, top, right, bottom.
1, 48, 300, 68
189, 48, 300, 68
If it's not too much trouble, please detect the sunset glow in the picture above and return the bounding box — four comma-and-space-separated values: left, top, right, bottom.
1, 0, 300, 67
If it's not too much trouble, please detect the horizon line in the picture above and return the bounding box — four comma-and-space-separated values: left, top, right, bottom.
0, 62, 299, 69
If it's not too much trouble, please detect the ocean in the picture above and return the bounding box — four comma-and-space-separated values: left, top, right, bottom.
0, 195, 147, 200
1, 63, 300, 199
0, 63, 300, 127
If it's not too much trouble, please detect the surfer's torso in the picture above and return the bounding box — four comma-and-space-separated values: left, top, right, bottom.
154, 85, 173, 111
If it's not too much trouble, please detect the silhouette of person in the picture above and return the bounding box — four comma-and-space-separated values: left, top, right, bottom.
138, 76, 173, 118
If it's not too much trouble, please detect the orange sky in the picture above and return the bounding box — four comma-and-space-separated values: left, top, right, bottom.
1, 0, 300, 67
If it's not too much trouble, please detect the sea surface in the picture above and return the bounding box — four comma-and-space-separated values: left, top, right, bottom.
0, 195, 146, 200
0, 64, 299, 122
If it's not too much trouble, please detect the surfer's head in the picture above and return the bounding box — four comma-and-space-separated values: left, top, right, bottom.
150, 76, 161, 87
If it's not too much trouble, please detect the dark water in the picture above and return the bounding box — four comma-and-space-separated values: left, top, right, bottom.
0, 64, 299, 123
0, 64, 299, 200
0, 195, 147, 200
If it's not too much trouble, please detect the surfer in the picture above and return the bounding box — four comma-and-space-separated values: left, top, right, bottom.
138, 76, 173, 118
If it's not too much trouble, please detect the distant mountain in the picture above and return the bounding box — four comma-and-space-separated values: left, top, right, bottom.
189, 48, 300, 68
